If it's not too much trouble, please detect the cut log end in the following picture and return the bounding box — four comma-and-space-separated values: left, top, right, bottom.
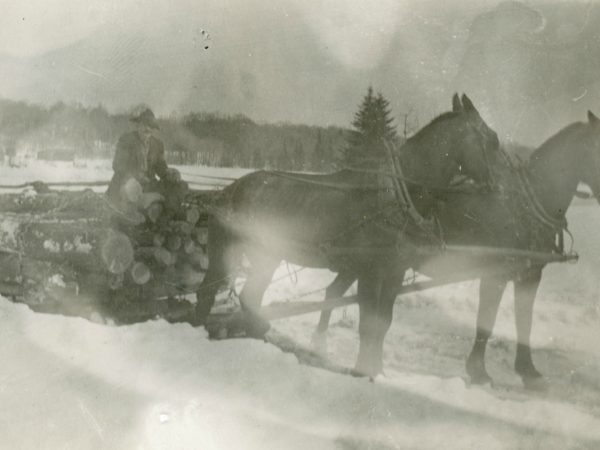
169, 220, 192, 236
130, 261, 151, 285
194, 227, 208, 245
154, 247, 176, 266
146, 202, 164, 224
188, 248, 210, 271
166, 235, 182, 252
120, 178, 143, 204
153, 233, 166, 248
186, 207, 201, 225
101, 232, 134, 274
183, 237, 195, 254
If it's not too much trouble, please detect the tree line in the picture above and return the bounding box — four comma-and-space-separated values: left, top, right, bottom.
0, 87, 401, 171
0, 99, 347, 171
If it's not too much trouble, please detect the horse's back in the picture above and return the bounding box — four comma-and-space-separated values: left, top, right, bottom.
213, 169, 392, 264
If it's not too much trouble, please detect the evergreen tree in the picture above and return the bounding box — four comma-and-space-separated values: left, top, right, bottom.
344, 87, 397, 168
276, 141, 292, 170
252, 147, 264, 168
311, 130, 325, 171
293, 139, 305, 171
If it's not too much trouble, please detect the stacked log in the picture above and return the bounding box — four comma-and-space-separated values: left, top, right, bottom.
106, 176, 212, 293
0, 177, 218, 323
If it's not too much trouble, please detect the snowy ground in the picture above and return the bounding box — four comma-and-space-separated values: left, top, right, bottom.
1, 162, 600, 449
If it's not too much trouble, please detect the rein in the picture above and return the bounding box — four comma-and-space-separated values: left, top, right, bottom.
268, 171, 385, 191
516, 168, 567, 230
268, 169, 485, 193
493, 147, 571, 254
383, 140, 440, 243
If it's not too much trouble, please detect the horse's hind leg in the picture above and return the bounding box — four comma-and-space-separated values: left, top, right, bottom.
195, 258, 229, 327
354, 270, 404, 378
513, 268, 546, 391
195, 217, 238, 327
312, 272, 356, 354
238, 250, 279, 339
466, 275, 508, 385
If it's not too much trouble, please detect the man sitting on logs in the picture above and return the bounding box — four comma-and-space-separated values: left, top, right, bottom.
106, 107, 181, 207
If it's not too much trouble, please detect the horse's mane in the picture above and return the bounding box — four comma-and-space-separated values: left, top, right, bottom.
530, 121, 586, 162
405, 112, 459, 146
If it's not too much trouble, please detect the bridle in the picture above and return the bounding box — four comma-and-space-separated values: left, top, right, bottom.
463, 118, 498, 192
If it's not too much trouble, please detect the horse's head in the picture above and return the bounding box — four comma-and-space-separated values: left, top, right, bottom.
451, 93, 500, 184
579, 110, 600, 202
402, 94, 499, 187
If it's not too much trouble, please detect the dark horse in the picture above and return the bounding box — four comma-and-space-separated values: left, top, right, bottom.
455, 111, 600, 390
316, 111, 600, 390
195, 94, 500, 376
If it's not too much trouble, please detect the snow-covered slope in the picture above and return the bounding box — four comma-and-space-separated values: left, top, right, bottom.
1, 163, 600, 449
1, 289, 599, 450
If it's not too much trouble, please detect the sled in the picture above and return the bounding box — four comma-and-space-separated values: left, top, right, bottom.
0, 175, 578, 329
0, 181, 217, 324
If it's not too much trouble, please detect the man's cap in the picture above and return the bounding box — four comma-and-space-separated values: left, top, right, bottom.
130, 108, 159, 130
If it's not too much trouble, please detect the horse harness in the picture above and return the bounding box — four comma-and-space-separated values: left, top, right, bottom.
493, 147, 571, 256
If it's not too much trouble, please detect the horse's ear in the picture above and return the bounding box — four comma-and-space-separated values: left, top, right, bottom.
588, 110, 599, 125
452, 93, 462, 113
461, 94, 478, 115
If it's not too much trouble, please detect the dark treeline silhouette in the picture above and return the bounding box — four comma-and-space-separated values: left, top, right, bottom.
0, 99, 346, 171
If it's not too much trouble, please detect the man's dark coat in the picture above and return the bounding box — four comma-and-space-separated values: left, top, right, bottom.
106, 131, 168, 200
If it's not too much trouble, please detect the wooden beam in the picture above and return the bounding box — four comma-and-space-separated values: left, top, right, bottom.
260, 262, 526, 321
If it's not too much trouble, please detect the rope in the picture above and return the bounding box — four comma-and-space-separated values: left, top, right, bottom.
177, 171, 239, 182
0, 180, 110, 189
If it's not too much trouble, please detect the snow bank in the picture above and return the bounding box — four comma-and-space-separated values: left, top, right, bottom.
1, 163, 600, 449
0, 161, 250, 192
1, 297, 599, 450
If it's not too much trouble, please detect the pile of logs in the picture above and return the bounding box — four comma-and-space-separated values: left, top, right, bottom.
95, 176, 213, 297
0, 174, 218, 320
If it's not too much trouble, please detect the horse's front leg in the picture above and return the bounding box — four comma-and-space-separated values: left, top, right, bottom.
312, 271, 356, 354
466, 275, 509, 385
354, 269, 403, 378
514, 267, 547, 391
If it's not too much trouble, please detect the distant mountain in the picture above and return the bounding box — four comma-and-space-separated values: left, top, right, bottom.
0, 1, 355, 126
454, 1, 600, 144
2, 1, 600, 145
0, 0, 484, 129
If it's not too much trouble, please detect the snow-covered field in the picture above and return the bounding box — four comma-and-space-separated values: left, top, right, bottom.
0, 159, 252, 192
1, 161, 600, 449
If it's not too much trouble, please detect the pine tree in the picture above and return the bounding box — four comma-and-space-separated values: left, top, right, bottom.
252, 147, 264, 168
344, 87, 397, 168
277, 141, 292, 170
293, 140, 305, 171
311, 130, 325, 171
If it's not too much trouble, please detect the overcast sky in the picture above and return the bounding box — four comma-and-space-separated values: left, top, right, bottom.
0, 0, 513, 61
1, 0, 597, 144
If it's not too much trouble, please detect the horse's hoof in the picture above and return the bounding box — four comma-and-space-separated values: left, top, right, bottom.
191, 309, 209, 328
351, 363, 381, 380
244, 316, 271, 340
349, 368, 371, 378
311, 332, 328, 355
469, 373, 493, 387
207, 325, 228, 340
522, 376, 549, 392
466, 361, 493, 386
